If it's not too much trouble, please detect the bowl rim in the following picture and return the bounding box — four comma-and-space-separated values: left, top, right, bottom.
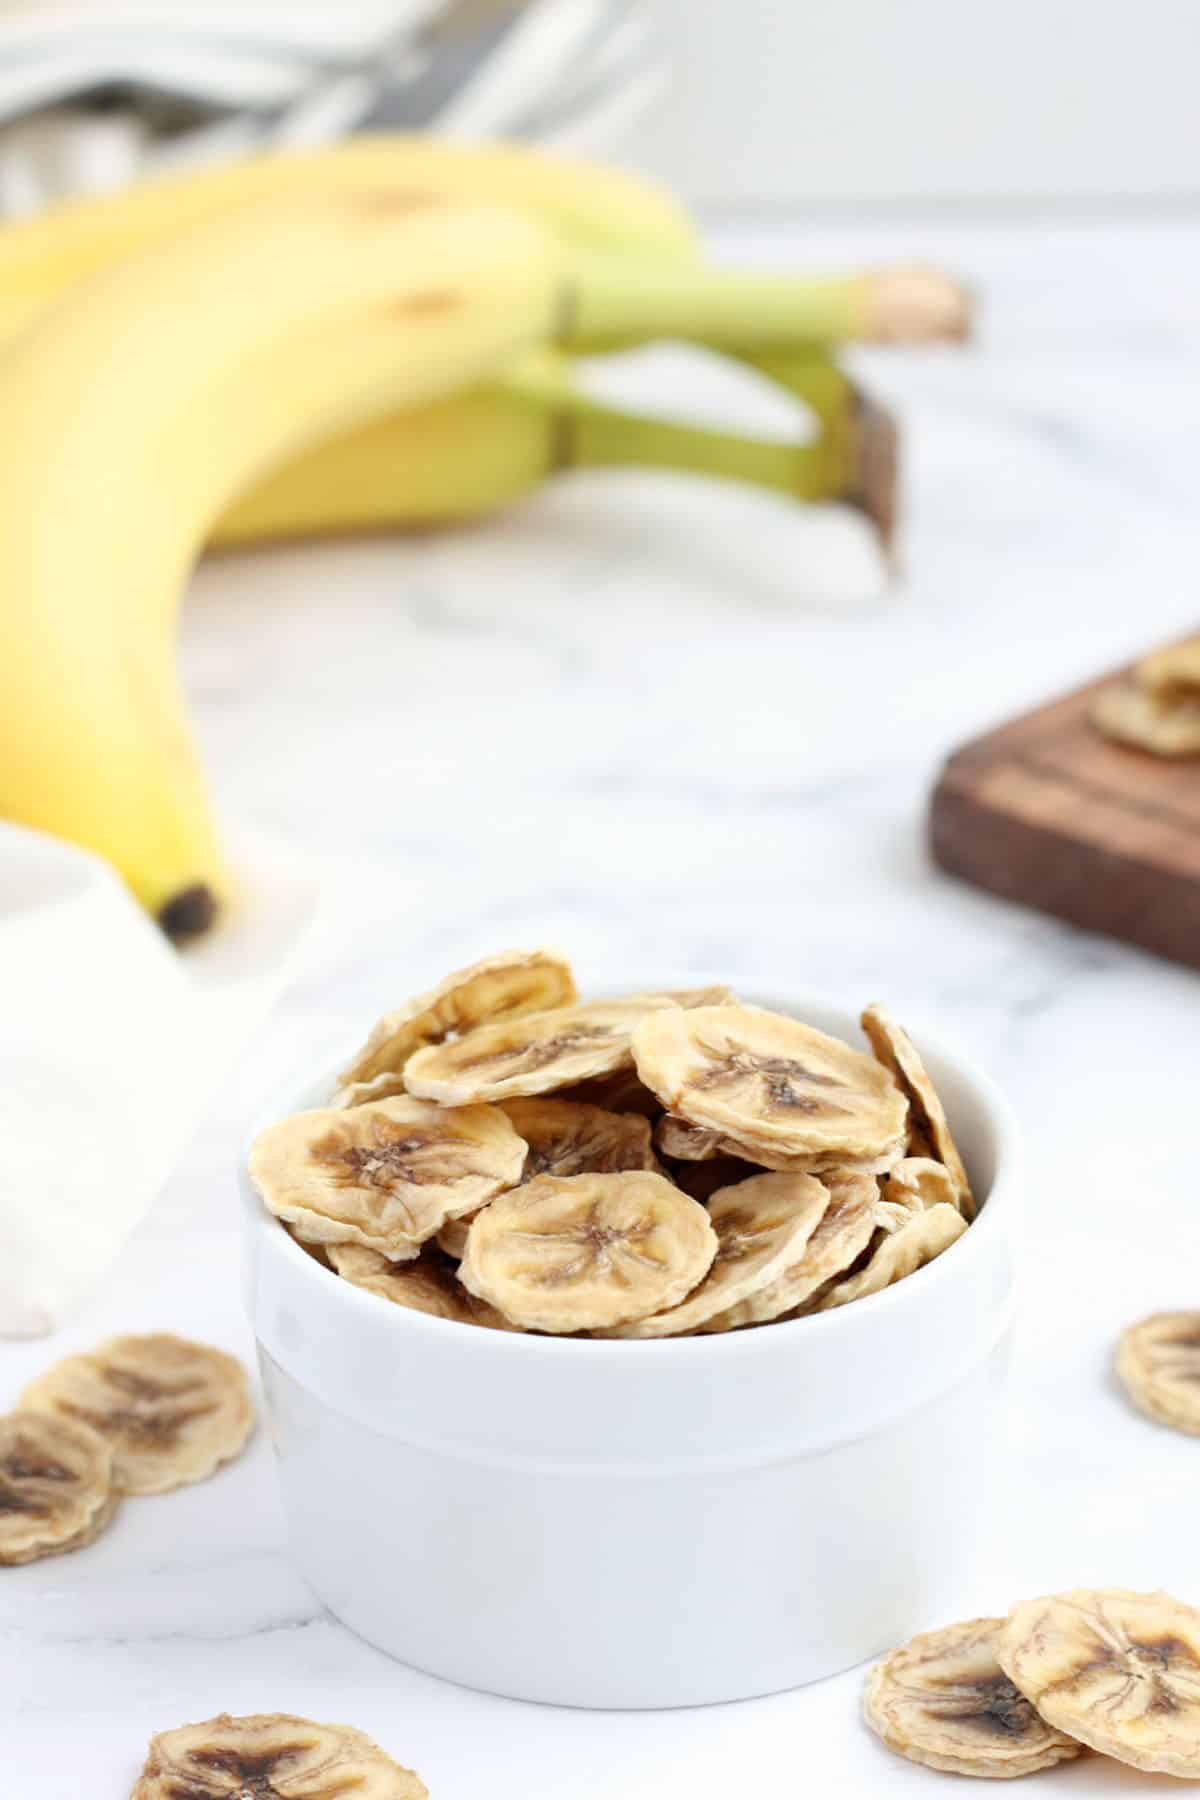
242, 979, 1018, 1365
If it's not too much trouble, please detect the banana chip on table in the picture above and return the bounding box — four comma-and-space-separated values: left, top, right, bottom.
999, 1589, 1200, 1777
250, 1096, 525, 1260
599, 1171, 831, 1338
335, 948, 577, 1101
863, 1617, 1083, 1778
812, 1203, 966, 1312
21, 1334, 253, 1497
329, 1245, 516, 1330
860, 1004, 973, 1217
459, 1170, 718, 1333
632, 1004, 909, 1170
703, 1171, 878, 1332
404, 993, 702, 1106
132, 1714, 427, 1800
1116, 1311, 1200, 1436
0, 1411, 117, 1564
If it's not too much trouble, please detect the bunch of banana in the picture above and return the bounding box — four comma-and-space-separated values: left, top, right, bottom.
0, 137, 970, 939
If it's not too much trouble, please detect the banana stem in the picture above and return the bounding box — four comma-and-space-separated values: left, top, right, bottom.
566, 395, 840, 499
565, 257, 971, 350
562, 353, 898, 556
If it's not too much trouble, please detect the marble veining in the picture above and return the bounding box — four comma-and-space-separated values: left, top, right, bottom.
4, 213, 1200, 1796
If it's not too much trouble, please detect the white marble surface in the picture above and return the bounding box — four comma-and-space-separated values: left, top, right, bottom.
6, 214, 1200, 1796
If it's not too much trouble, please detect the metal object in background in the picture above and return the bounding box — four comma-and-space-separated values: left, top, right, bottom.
0, 1, 661, 215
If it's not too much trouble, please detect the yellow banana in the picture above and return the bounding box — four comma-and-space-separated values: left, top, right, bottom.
0, 135, 697, 345
0, 193, 569, 936
214, 349, 895, 551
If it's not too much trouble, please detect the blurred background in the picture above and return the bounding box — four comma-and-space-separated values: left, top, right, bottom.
2, 0, 1197, 211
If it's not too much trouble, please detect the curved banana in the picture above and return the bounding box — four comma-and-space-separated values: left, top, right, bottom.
0, 135, 697, 345
214, 350, 894, 551
0, 194, 569, 936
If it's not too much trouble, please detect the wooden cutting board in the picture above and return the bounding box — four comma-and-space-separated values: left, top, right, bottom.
929, 631, 1200, 972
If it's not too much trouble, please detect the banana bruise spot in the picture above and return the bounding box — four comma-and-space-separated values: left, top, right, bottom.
392, 289, 462, 318
157, 883, 218, 944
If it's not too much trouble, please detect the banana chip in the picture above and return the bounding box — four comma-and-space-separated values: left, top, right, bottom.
337, 948, 576, 1094
633, 1004, 908, 1166
561, 1068, 665, 1118
21, 1334, 253, 1497
502, 1097, 659, 1182
1137, 634, 1200, 700
813, 1203, 966, 1312
329, 1245, 516, 1330
654, 1115, 724, 1161
133, 1713, 427, 1800
1091, 682, 1200, 758
250, 1096, 526, 1259
703, 1171, 877, 1332
599, 1171, 830, 1338
436, 1213, 476, 1259
459, 1171, 717, 1333
1000, 1589, 1200, 1777
404, 995, 694, 1106
860, 1005, 973, 1218
883, 1155, 962, 1212
0, 1411, 116, 1565
1116, 1311, 1200, 1436
864, 1616, 1083, 1778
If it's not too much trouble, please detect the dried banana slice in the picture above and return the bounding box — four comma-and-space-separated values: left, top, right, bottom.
133, 1713, 427, 1800
633, 1004, 908, 1165
669, 1154, 761, 1204
1136, 635, 1200, 701
21, 1334, 253, 1497
403, 996, 691, 1106
1000, 1589, 1200, 1777
501, 1097, 659, 1182
559, 1067, 663, 1118
0, 1411, 116, 1565
814, 1203, 966, 1311
1116, 1311, 1200, 1435
703, 1170, 877, 1332
250, 1096, 525, 1259
654, 1115, 723, 1161
329, 1245, 516, 1330
599, 1171, 830, 1338
459, 1171, 717, 1333
860, 1005, 973, 1218
883, 1155, 962, 1212
1091, 682, 1200, 758
864, 1616, 1083, 1778
337, 947, 576, 1092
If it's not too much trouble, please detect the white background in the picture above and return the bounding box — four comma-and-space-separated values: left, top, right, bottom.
629, 0, 1200, 206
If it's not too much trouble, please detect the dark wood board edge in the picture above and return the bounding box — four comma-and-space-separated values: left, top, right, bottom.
931, 773, 1200, 970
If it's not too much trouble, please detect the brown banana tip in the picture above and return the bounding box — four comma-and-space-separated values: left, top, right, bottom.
845, 383, 901, 566
866, 265, 974, 345
157, 883, 219, 944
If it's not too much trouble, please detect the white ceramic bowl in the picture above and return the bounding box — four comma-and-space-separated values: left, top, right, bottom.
241, 984, 1017, 1710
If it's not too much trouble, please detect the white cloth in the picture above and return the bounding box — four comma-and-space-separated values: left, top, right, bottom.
0, 821, 320, 1337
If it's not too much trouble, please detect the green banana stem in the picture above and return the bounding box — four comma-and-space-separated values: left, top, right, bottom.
561, 354, 898, 556
564, 256, 971, 352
